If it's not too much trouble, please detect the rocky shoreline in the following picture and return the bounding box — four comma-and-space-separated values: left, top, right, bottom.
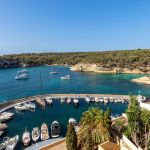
70, 63, 150, 74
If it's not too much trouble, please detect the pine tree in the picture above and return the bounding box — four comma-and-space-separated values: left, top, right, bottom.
66, 123, 77, 150
85, 127, 93, 150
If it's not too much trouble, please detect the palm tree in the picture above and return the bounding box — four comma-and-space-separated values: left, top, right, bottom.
78, 107, 112, 149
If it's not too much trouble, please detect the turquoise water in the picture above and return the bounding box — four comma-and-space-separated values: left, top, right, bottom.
0, 66, 149, 102
0, 66, 150, 150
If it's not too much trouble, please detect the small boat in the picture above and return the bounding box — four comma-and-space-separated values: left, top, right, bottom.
85, 96, 90, 104
22, 129, 30, 146
60, 97, 65, 103
15, 69, 29, 80
45, 97, 53, 105
51, 121, 60, 138
14, 103, 28, 111
0, 123, 8, 131
68, 118, 79, 132
60, 75, 71, 80
66, 97, 71, 104
0, 112, 14, 118
104, 97, 109, 104
0, 137, 10, 150
24, 102, 36, 109
50, 72, 57, 75
73, 98, 79, 105
114, 99, 118, 103
32, 127, 40, 142
95, 97, 100, 103
0, 131, 4, 137
109, 97, 114, 103
5, 135, 19, 150
41, 123, 49, 141
99, 97, 104, 103
36, 98, 45, 108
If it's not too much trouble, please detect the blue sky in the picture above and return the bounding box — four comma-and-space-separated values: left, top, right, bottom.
0, 0, 150, 54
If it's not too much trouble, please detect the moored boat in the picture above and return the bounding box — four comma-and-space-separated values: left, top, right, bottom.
85, 96, 91, 104
41, 123, 49, 141
22, 129, 30, 146
73, 98, 79, 105
60, 97, 65, 103
24, 102, 36, 109
0, 123, 8, 131
32, 127, 40, 142
95, 97, 100, 103
36, 98, 45, 108
14, 103, 28, 111
51, 121, 60, 138
15, 69, 29, 80
104, 97, 109, 104
45, 97, 53, 105
99, 97, 104, 103
60, 75, 71, 80
109, 97, 114, 103
66, 97, 71, 104
50, 72, 57, 75
68, 118, 79, 132
0, 137, 10, 150
0, 112, 14, 118
5, 135, 19, 150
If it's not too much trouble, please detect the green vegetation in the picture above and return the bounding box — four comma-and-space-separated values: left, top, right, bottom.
125, 95, 150, 149
78, 107, 112, 149
66, 123, 77, 150
0, 49, 150, 71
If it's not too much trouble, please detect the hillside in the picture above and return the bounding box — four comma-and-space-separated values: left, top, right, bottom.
0, 49, 150, 73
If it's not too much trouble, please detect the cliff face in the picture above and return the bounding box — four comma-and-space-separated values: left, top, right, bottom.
70, 63, 150, 74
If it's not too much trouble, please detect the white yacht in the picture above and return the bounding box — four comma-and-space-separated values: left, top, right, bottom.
68, 118, 79, 132
60, 97, 65, 103
60, 75, 71, 80
66, 97, 71, 104
0, 112, 14, 122
15, 69, 29, 80
95, 97, 100, 103
73, 98, 79, 105
22, 129, 30, 146
5, 135, 19, 150
32, 127, 40, 142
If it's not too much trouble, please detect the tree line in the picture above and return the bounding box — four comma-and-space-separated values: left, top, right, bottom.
0, 49, 150, 71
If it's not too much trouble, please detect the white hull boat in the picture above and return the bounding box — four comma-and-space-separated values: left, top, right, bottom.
15, 69, 29, 80
14, 104, 28, 111
51, 121, 60, 138
45, 97, 53, 105
24, 102, 36, 109
60, 75, 71, 80
95, 97, 100, 103
22, 129, 30, 146
85, 96, 90, 104
50, 72, 57, 75
60, 97, 65, 103
0, 123, 8, 131
73, 98, 79, 105
5, 135, 19, 150
32, 127, 40, 142
68, 118, 79, 132
41, 123, 49, 141
66, 97, 71, 104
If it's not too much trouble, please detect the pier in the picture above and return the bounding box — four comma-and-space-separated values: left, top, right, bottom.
0, 93, 129, 113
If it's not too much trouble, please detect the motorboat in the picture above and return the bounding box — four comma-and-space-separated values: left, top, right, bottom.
85, 96, 91, 104
60, 97, 65, 103
0, 112, 14, 122
99, 97, 104, 103
41, 123, 49, 141
36, 98, 45, 108
114, 99, 118, 103
51, 121, 60, 138
104, 97, 109, 104
66, 97, 71, 104
24, 102, 36, 109
0, 137, 10, 150
5, 135, 19, 150
60, 75, 71, 80
15, 69, 29, 80
0, 112, 14, 118
0, 123, 8, 130
109, 97, 114, 103
45, 97, 53, 105
95, 97, 100, 103
32, 127, 40, 142
14, 103, 28, 111
50, 72, 57, 75
22, 129, 30, 146
68, 118, 79, 132
73, 98, 79, 105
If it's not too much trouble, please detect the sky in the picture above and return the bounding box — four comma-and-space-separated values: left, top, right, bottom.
0, 0, 150, 54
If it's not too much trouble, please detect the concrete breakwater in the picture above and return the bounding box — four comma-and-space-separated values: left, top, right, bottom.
0, 94, 130, 112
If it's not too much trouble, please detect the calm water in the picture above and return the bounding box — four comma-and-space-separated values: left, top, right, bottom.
0, 66, 149, 102
0, 66, 150, 150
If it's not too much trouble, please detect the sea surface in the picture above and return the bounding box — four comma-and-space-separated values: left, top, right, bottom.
0, 65, 149, 102
0, 66, 150, 150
